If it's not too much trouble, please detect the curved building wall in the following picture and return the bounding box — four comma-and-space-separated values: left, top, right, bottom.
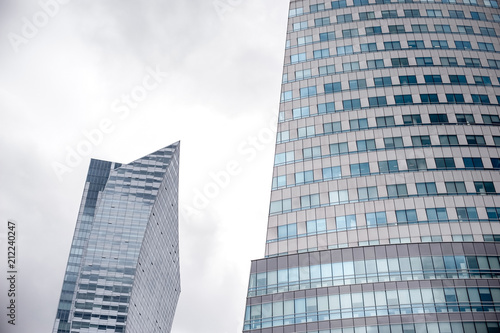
243, 0, 500, 332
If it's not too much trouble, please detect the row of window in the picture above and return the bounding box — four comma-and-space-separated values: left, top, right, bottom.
248, 254, 500, 296
271, 206, 497, 242
244, 287, 500, 330
274, 136, 500, 166
272, 157, 500, 189
269, 182, 498, 214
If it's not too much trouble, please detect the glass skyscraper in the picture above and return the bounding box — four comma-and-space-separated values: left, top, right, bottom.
243, 1, 500, 332
52, 142, 180, 333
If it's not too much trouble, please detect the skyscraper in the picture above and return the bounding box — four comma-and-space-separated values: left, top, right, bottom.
243, 1, 500, 332
52, 142, 180, 333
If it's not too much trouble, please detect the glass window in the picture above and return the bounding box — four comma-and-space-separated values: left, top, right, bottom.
474, 76, 492, 85
396, 209, 418, 223
361, 43, 377, 52
379, 160, 399, 173
324, 82, 342, 94
429, 114, 448, 123
293, 21, 308, 31
313, 49, 330, 59
412, 24, 428, 33
431, 40, 449, 49
464, 58, 481, 67
300, 86, 317, 98
331, 0, 347, 8
389, 25, 405, 34
291, 53, 307, 64
446, 94, 465, 104
449, 10, 465, 19
435, 24, 451, 33
426, 208, 448, 222
349, 79, 367, 91
350, 118, 368, 130
426, 9, 443, 17
358, 186, 378, 200
384, 137, 404, 148
295, 170, 314, 185
318, 65, 335, 76
408, 40, 425, 49
478, 42, 495, 51
357, 139, 376, 151
374, 76, 392, 87
445, 182, 467, 194
420, 94, 439, 104
323, 121, 342, 134
359, 11, 376, 20
337, 45, 353, 55
315, 17, 330, 27
471, 95, 490, 104
483, 114, 500, 124
457, 25, 474, 34
368, 96, 388, 107
293, 107, 310, 119
330, 142, 348, 155
405, 9, 420, 17
471, 12, 487, 21
455, 41, 472, 50
343, 61, 359, 72
317, 102, 335, 114
439, 135, 459, 145
435, 157, 456, 169
440, 57, 458, 66
376, 116, 395, 127
391, 57, 409, 67
366, 212, 387, 226
322, 166, 341, 180
480, 27, 497, 36
463, 157, 484, 169
475, 182, 496, 193
365, 26, 382, 35
343, 99, 361, 110
342, 28, 359, 38
416, 57, 433, 66
319, 32, 336, 42
329, 190, 349, 204
387, 184, 408, 198
309, 3, 325, 12
456, 207, 478, 221
417, 182, 438, 195
407, 158, 427, 170
337, 14, 353, 23
403, 115, 422, 124
382, 10, 398, 18
303, 146, 321, 158
367, 59, 385, 69
424, 75, 442, 84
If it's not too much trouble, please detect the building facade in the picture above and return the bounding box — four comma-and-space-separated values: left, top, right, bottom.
52, 142, 180, 333
243, 0, 500, 332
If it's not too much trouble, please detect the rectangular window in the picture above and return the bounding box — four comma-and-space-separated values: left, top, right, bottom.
426, 208, 448, 222
298, 126, 316, 139
342, 28, 359, 38
385, 41, 402, 50
367, 59, 385, 69
379, 160, 399, 173
275, 152, 294, 165
289, 7, 304, 17
366, 212, 387, 226
486, 207, 500, 220
276, 130, 290, 143
416, 57, 433, 66
440, 57, 458, 66
351, 162, 370, 176
435, 157, 456, 169
315, 17, 330, 27
301, 194, 320, 209
300, 86, 317, 98
293, 21, 308, 31
349, 79, 367, 90
471, 94, 490, 105
424, 75, 442, 84
407, 158, 427, 170
426, 9, 443, 17
483, 114, 500, 124
475, 182, 496, 194
297, 36, 313, 45
343, 61, 360, 72
359, 11, 376, 20
449, 75, 467, 84
495, 137, 500, 146
324, 82, 342, 94
478, 42, 495, 51
303, 146, 321, 158
480, 27, 497, 36
463, 157, 484, 169
464, 58, 481, 67
466, 135, 486, 145
391, 58, 409, 67
318, 65, 335, 76
331, 0, 347, 8
420, 94, 439, 104
295, 171, 314, 185
449, 10, 465, 18
358, 186, 378, 201
491, 158, 500, 169
412, 135, 432, 146
474, 76, 492, 85
403, 115, 422, 124
396, 209, 418, 223
485, 0, 500, 7
384, 137, 404, 148
412, 24, 428, 33
432, 40, 449, 49
471, 12, 487, 21
361, 43, 377, 52
457, 25, 474, 34
270, 199, 292, 214
368, 96, 388, 107
291, 53, 307, 64
310, 3, 325, 12
318, 102, 335, 114
295, 69, 312, 80
292, 107, 310, 119
455, 41, 472, 50
387, 184, 408, 198
337, 14, 353, 23
439, 135, 459, 145
389, 25, 405, 34
456, 207, 479, 221
374, 77, 392, 87
429, 114, 448, 123
319, 32, 336, 42
445, 181, 467, 194
365, 26, 382, 35
435, 25, 452, 33
376, 116, 395, 127
329, 190, 349, 204
313, 48, 330, 59
350, 118, 368, 130
446, 94, 465, 104
272, 175, 287, 189
336, 215, 356, 230
337, 45, 353, 55
323, 121, 342, 134
408, 40, 425, 49
404, 9, 420, 17
382, 10, 398, 18
416, 182, 438, 195
322, 166, 342, 180
343, 99, 361, 110
357, 139, 376, 151
281, 91, 292, 102
330, 142, 348, 155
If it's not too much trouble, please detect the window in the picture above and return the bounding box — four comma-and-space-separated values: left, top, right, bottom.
480, 27, 497, 36
403, 115, 422, 124
329, 190, 349, 204
429, 114, 448, 123
405, 9, 420, 17
379, 160, 399, 173
270, 199, 291, 214
315, 17, 330, 27
298, 126, 315, 138
318, 102, 335, 114
471, 12, 487, 21
367, 59, 385, 69
319, 65, 335, 76
389, 25, 405, 34
374, 77, 392, 87
478, 42, 495, 51
483, 114, 500, 124
357, 139, 376, 151
475, 182, 496, 194
281, 91, 292, 103
330, 142, 348, 155
293, 21, 308, 31
291, 53, 307, 64
474, 76, 492, 85
337, 45, 353, 55
358, 186, 378, 201
293, 107, 310, 119
359, 11, 376, 20
343, 99, 361, 110
309, 3, 325, 12
272, 175, 286, 189
449, 10, 465, 18
412, 135, 431, 146
407, 158, 427, 170
484, 234, 500, 241
431, 40, 449, 49
456, 114, 475, 124
350, 118, 368, 130
323, 166, 342, 180
457, 25, 474, 34
382, 10, 398, 18
427, 9, 443, 17
368, 96, 388, 107
435, 157, 456, 169
396, 209, 418, 223
487, 207, 500, 220
313, 49, 330, 59
455, 41, 472, 50
435, 25, 452, 33
376, 116, 395, 127
295, 69, 312, 80
466, 135, 486, 145
319, 32, 336, 42
295, 171, 314, 185
276, 131, 289, 143
471, 94, 490, 104
301, 194, 320, 209
337, 14, 353, 23
446, 94, 465, 104
306, 219, 326, 235
412, 24, 428, 33
387, 184, 408, 198
416, 57, 433, 66
485, 0, 500, 7
323, 121, 342, 134
439, 135, 459, 145
342, 28, 359, 38
303, 146, 321, 158
445, 181, 467, 194
324, 82, 342, 94
426, 208, 448, 222
331, 0, 347, 8
395, 95, 414, 105
384, 137, 404, 148
420, 94, 439, 104
351, 163, 370, 176
385, 41, 402, 50
365, 26, 382, 35
449, 75, 467, 84
464, 58, 481, 67
366, 212, 387, 226
493, 14, 500, 22
300, 86, 317, 98
391, 58, 409, 67
275, 151, 294, 165
424, 75, 442, 84
336, 215, 356, 230
343, 61, 360, 72
361, 43, 377, 52
492, 158, 500, 169
440, 57, 458, 66
417, 182, 438, 195
456, 207, 478, 221
463, 157, 484, 169
408, 40, 425, 49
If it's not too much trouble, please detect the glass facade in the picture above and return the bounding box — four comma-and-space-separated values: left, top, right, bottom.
52, 142, 180, 333
243, 0, 500, 331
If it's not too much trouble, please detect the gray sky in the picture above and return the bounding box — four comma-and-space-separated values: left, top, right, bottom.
0, 1, 289, 332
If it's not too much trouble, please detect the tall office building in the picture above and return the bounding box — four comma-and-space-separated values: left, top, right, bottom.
52, 142, 180, 333
243, 1, 500, 332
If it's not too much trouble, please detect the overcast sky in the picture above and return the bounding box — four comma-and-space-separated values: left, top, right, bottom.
0, 1, 289, 332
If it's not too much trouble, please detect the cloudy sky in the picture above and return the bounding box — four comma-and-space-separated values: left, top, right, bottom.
0, 0, 289, 332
